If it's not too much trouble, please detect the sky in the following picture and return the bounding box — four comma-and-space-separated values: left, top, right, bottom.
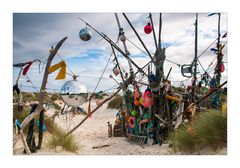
13, 13, 227, 93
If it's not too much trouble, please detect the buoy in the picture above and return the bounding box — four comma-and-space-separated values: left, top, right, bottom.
128, 116, 135, 128
142, 90, 154, 108
131, 109, 137, 117
222, 102, 227, 113
144, 22, 152, 34
113, 66, 120, 76
119, 34, 126, 42
139, 97, 143, 105
79, 28, 92, 41
96, 99, 102, 106
219, 63, 225, 73
134, 99, 140, 106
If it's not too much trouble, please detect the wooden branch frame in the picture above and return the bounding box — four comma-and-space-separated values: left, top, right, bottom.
14, 37, 68, 154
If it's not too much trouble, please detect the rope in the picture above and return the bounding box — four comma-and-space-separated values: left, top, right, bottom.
56, 52, 76, 77
26, 75, 40, 93
126, 37, 180, 67
92, 51, 114, 94
197, 38, 218, 59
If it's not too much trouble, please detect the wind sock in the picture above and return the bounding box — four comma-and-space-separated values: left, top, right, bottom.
48, 60, 66, 80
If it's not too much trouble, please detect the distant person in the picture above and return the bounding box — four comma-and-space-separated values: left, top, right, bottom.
107, 122, 112, 138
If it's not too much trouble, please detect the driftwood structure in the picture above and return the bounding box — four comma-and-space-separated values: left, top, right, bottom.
13, 13, 227, 154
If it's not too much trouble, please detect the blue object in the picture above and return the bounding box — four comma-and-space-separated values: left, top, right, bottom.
209, 78, 217, 88
15, 119, 22, 129
116, 112, 120, 119
149, 74, 157, 82
210, 48, 218, 53
210, 94, 219, 108
36, 120, 46, 132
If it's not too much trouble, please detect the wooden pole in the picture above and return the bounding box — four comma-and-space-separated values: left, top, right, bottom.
115, 13, 134, 75
158, 13, 162, 48
191, 13, 198, 103
122, 13, 154, 62
149, 13, 158, 50
215, 13, 222, 101
17, 37, 67, 153
111, 45, 125, 82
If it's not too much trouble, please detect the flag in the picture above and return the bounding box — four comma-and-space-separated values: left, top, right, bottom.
22, 61, 33, 75
48, 60, 66, 80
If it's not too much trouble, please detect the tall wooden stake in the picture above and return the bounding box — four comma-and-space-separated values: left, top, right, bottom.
191, 13, 198, 103
215, 13, 222, 87
158, 13, 162, 48
115, 13, 134, 76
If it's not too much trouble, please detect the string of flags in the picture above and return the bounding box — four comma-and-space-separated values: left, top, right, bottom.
13, 59, 42, 75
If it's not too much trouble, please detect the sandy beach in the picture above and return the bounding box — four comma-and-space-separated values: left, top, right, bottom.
13, 99, 173, 155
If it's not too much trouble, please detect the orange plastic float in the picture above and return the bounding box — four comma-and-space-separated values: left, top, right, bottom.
128, 116, 135, 128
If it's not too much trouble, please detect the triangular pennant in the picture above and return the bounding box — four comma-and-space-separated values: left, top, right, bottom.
48, 60, 66, 80
222, 32, 227, 38
207, 13, 217, 17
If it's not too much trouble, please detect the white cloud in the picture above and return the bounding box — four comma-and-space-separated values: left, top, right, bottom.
13, 13, 227, 92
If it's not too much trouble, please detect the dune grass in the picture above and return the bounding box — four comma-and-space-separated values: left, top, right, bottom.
107, 94, 123, 109
46, 126, 79, 153
13, 104, 79, 153
169, 109, 227, 153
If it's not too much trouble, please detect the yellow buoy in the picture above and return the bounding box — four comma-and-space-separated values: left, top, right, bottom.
222, 102, 227, 113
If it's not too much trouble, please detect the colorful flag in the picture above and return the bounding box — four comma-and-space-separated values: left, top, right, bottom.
48, 60, 66, 80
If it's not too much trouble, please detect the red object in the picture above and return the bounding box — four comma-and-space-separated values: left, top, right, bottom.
22, 61, 33, 75
219, 63, 225, 73
144, 23, 152, 34
142, 90, 154, 108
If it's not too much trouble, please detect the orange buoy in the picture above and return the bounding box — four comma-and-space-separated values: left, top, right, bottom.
134, 99, 140, 106
128, 116, 135, 128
